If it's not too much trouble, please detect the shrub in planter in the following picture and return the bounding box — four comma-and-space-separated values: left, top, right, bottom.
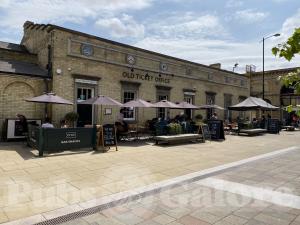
65, 112, 79, 127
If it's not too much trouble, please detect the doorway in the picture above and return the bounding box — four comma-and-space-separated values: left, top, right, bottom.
76, 87, 95, 127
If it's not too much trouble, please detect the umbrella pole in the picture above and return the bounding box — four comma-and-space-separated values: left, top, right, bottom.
100, 105, 103, 125
92, 104, 94, 125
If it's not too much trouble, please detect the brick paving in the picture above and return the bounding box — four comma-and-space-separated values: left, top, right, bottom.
0, 131, 300, 223
58, 147, 300, 225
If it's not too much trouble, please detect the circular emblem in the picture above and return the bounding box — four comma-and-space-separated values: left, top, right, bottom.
81, 44, 94, 56
126, 55, 136, 65
160, 62, 168, 71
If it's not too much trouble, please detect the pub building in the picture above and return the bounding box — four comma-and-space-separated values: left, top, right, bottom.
0, 21, 250, 137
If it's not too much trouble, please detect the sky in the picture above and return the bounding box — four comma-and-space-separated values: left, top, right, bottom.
0, 0, 299, 73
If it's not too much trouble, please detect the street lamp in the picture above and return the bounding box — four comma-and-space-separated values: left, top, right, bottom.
262, 33, 280, 100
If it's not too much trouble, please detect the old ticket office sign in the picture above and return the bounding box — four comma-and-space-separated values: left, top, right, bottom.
122, 72, 171, 84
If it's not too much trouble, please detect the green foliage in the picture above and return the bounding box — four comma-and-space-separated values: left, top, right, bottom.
65, 112, 79, 122
272, 28, 300, 61
167, 123, 182, 135
195, 114, 203, 120
278, 69, 300, 93
273, 28, 300, 94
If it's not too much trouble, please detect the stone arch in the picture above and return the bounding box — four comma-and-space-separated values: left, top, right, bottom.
2, 81, 38, 119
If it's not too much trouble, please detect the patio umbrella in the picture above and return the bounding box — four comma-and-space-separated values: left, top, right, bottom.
25, 92, 73, 119
228, 97, 278, 111
122, 99, 154, 108
123, 99, 154, 128
198, 104, 224, 110
153, 100, 181, 108
79, 95, 123, 124
176, 101, 199, 109
25, 92, 73, 105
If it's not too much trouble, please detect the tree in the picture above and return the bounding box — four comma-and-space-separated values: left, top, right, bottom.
272, 28, 300, 94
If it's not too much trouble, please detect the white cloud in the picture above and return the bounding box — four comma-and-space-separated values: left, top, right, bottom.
226, 0, 243, 8
95, 14, 145, 38
0, 0, 153, 30
280, 8, 300, 38
147, 12, 227, 39
234, 9, 269, 24
134, 36, 300, 73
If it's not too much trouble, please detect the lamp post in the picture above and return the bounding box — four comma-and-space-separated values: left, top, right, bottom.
262, 33, 280, 100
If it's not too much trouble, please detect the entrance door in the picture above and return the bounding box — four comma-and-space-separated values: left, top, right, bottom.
184, 95, 194, 119
76, 87, 95, 127
158, 95, 168, 119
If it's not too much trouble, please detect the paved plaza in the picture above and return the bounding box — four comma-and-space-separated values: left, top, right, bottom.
59, 148, 300, 225
0, 132, 300, 224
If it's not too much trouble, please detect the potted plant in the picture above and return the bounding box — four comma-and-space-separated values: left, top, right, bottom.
65, 112, 79, 127
195, 114, 204, 125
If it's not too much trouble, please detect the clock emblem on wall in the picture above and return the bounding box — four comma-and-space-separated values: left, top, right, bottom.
126, 54, 136, 65
160, 62, 168, 71
81, 44, 94, 57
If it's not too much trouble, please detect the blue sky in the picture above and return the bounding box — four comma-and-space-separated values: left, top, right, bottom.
0, 0, 300, 73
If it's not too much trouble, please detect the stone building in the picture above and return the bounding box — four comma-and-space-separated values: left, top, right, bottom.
0, 21, 250, 133
250, 67, 300, 120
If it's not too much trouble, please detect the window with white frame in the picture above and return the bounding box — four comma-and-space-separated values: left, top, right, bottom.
77, 87, 94, 102
122, 91, 136, 120
158, 95, 168, 119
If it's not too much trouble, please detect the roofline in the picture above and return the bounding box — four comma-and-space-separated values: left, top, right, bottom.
37, 23, 241, 76
0, 45, 37, 56
251, 67, 300, 75
0, 71, 51, 79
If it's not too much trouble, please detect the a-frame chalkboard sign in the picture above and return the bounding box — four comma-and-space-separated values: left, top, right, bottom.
101, 124, 118, 151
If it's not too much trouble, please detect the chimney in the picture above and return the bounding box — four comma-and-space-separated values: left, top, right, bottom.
209, 63, 221, 69
23, 21, 34, 29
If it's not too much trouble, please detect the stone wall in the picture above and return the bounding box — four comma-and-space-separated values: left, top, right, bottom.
48, 29, 249, 125
0, 74, 45, 137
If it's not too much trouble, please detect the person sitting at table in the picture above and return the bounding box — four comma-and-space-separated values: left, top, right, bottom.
115, 109, 128, 140
252, 118, 258, 128
16, 114, 28, 136
42, 117, 54, 128
211, 112, 218, 120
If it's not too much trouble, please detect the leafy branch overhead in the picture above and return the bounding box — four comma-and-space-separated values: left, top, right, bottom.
273, 27, 300, 94
272, 28, 300, 61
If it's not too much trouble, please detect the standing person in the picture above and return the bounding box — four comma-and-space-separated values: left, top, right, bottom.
115, 109, 128, 140
42, 117, 54, 128
211, 112, 218, 120
260, 115, 266, 129
16, 114, 28, 136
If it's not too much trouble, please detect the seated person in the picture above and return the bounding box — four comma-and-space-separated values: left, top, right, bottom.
115, 109, 128, 140
42, 117, 54, 128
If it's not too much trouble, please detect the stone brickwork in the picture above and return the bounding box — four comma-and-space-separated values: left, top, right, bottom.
0, 74, 45, 137
250, 67, 299, 120
4, 21, 251, 127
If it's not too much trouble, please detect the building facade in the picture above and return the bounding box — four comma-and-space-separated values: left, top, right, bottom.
0, 21, 250, 133
250, 67, 300, 120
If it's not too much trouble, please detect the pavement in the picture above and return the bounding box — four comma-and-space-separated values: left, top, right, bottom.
58, 146, 300, 225
0, 131, 300, 224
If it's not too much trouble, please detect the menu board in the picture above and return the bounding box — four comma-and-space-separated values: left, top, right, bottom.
267, 119, 280, 134
207, 120, 225, 140
102, 124, 117, 147
201, 125, 211, 141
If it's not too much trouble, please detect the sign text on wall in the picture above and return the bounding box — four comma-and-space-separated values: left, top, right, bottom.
122, 72, 170, 84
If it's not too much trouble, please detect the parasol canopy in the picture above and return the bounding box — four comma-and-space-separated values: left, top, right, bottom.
176, 101, 199, 109
25, 92, 73, 105
198, 104, 224, 110
228, 97, 279, 111
153, 100, 181, 108
78, 95, 123, 106
122, 99, 154, 108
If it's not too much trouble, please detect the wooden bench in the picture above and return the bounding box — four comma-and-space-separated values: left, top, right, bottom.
282, 126, 295, 131
153, 134, 203, 145
238, 128, 267, 136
